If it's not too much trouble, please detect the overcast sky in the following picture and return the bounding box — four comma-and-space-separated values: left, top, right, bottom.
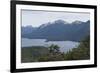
22, 10, 90, 27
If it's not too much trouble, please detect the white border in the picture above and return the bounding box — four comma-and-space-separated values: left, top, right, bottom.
16, 4, 94, 69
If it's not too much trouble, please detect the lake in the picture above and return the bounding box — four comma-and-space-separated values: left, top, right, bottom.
22, 38, 80, 52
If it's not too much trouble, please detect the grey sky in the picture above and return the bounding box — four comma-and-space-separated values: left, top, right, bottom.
22, 10, 90, 27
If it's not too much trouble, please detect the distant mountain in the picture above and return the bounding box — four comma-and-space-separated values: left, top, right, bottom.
21, 25, 37, 38
22, 20, 90, 41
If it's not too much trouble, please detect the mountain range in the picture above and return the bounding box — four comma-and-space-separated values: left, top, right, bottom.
22, 20, 90, 41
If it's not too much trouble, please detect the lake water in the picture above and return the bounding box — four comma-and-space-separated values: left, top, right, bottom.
22, 38, 80, 52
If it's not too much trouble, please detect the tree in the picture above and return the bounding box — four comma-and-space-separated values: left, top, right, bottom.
53, 45, 60, 53
48, 44, 55, 53
48, 44, 60, 54
64, 35, 90, 60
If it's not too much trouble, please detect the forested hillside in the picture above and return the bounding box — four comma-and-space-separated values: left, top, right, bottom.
21, 36, 90, 62
22, 20, 90, 41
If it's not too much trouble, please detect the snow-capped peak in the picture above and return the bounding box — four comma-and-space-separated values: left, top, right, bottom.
72, 20, 82, 24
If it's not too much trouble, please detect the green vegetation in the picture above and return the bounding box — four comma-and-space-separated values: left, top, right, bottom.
64, 36, 90, 60
21, 46, 49, 63
38, 44, 64, 62
21, 36, 90, 63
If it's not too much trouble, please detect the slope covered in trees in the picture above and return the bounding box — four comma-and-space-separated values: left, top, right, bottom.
63, 36, 90, 60
22, 20, 90, 41
21, 36, 90, 62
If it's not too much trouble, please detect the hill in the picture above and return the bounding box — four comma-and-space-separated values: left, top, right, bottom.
22, 20, 90, 41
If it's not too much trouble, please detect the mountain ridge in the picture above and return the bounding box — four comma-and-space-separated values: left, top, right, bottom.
22, 20, 90, 41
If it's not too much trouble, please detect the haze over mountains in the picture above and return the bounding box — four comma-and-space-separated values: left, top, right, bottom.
22, 20, 90, 41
